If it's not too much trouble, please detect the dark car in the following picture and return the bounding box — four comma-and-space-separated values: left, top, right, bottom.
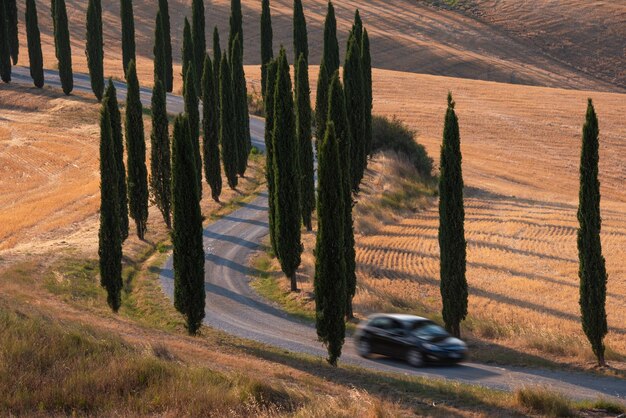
353, 314, 467, 367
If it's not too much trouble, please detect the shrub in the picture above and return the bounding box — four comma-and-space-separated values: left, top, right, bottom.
515, 386, 574, 417
371, 115, 433, 178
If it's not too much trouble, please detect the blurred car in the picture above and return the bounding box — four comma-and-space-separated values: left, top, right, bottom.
353, 314, 467, 367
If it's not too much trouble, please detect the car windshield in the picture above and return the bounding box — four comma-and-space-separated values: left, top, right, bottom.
411, 323, 449, 342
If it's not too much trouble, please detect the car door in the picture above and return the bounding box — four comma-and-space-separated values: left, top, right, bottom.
367, 317, 392, 355
381, 319, 408, 358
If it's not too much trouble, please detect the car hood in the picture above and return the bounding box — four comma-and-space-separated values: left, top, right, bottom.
438, 337, 466, 348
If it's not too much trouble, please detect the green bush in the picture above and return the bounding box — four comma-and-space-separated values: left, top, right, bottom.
371, 115, 433, 178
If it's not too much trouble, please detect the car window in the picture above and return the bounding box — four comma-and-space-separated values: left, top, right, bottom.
369, 317, 392, 329
412, 323, 449, 341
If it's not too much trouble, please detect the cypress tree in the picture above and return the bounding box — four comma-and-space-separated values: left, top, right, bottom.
438, 93, 467, 339
352, 9, 363, 44
171, 114, 205, 335
182, 18, 195, 91
25, 0, 43, 87
158, 0, 173, 92
191, 0, 206, 90
293, 0, 308, 65
213, 26, 221, 103
327, 72, 356, 319
125, 60, 149, 240
361, 28, 373, 160
314, 1, 339, 148
296, 54, 314, 231
343, 31, 365, 192
120, 0, 136, 75
228, 0, 243, 59
272, 48, 302, 291
153, 10, 166, 87
104, 79, 129, 241
0, 0, 12, 83
86, 0, 104, 100
6, 0, 17, 64
260, 0, 273, 98
231, 35, 248, 177
202, 53, 222, 202
577, 99, 608, 366
315, 121, 345, 366
264, 58, 278, 255
184, 65, 202, 197
149, 79, 171, 229
54, 0, 73, 95
219, 55, 238, 189
98, 102, 123, 312
98, 106, 123, 312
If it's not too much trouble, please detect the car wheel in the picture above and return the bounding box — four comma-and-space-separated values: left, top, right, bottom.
406, 349, 423, 367
356, 338, 372, 358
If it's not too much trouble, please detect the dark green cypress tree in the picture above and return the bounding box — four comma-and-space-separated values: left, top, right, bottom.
202, 53, 222, 202
361, 28, 372, 160
231, 35, 249, 177
314, 121, 346, 366
577, 99, 608, 366
219, 55, 238, 189
158, 0, 173, 92
191, 0, 206, 90
343, 31, 365, 192
272, 48, 302, 291
327, 72, 356, 319
314, 1, 339, 147
86, 0, 104, 100
293, 0, 308, 65
260, 0, 273, 98
171, 114, 205, 335
120, 0, 136, 75
104, 79, 129, 241
352, 9, 363, 44
438, 93, 467, 339
264, 58, 278, 255
182, 17, 195, 91
0, 0, 12, 83
184, 65, 202, 197
296, 54, 314, 231
25, 0, 44, 87
125, 60, 149, 240
98, 103, 123, 312
54, 0, 73, 95
149, 79, 172, 228
6, 0, 17, 64
228, 0, 243, 59
153, 10, 166, 87
213, 26, 221, 102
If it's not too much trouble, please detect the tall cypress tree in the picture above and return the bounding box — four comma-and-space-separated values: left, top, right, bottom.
260, 0, 273, 98
264, 59, 278, 255
104, 79, 129, 241
149, 79, 172, 229
86, 0, 104, 100
438, 93, 467, 339
202, 53, 222, 202
125, 60, 149, 240
296, 54, 314, 231
327, 72, 356, 319
184, 65, 202, 197
213, 26, 221, 104
120, 0, 136, 75
228, 0, 243, 59
343, 31, 365, 192
293, 0, 308, 65
171, 114, 205, 335
0, 0, 12, 83
361, 28, 373, 160
182, 18, 195, 92
191, 0, 205, 90
54, 0, 73, 95
272, 48, 302, 291
6, 0, 17, 64
314, 1, 339, 147
577, 99, 608, 366
219, 55, 238, 189
98, 103, 123, 312
153, 10, 166, 87
157, 0, 173, 92
25, 0, 43, 87
352, 9, 363, 44
231, 35, 248, 177
315, 121, 346, 366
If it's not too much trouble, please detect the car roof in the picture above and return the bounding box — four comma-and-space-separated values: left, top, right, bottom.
368, 313, 429, 323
